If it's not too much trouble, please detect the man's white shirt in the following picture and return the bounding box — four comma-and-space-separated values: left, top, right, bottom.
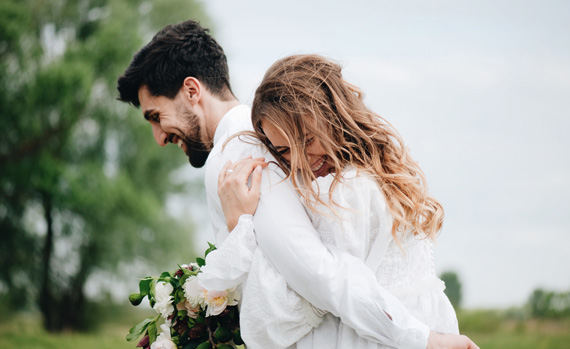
203, 105, 430, 349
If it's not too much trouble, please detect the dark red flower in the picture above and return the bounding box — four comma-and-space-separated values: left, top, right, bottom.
188, 322, 207, 339
136, 334, 150, 348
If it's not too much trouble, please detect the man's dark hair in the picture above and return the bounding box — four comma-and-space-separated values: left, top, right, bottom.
117, 20, 234, 107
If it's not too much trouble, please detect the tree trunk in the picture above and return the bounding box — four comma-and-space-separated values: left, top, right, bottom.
39, 192, 58, 331
61, 243, 94, 331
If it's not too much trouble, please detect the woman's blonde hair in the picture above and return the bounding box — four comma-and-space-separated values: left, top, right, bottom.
251, 54, 443, 240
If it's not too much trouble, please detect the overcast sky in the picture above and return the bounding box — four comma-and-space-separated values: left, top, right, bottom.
180, 0, 570, 308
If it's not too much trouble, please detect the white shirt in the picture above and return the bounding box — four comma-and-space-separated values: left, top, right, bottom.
201, 105, 430, 348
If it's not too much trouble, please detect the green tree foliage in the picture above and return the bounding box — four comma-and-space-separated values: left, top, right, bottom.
440, 271, 463, 309
528, 288, 570, 319
0, 0, 209, 331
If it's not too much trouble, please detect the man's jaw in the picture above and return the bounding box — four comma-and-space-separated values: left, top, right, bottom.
167, 133, 210, 168
182, 137, 210, 168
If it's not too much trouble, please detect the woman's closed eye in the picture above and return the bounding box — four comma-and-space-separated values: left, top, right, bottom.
276, 147, 290, 155
275, 136, 312, 155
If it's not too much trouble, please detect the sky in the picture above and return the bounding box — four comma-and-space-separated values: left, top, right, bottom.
178, 0, 570, 308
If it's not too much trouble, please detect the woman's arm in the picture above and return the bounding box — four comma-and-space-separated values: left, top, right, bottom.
253, 167, 430, 349
208, 154, 478, 349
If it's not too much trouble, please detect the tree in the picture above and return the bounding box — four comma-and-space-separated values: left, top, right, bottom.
0, 0, 209, 331
528, 288, 570, 318
440, 271, 462, 309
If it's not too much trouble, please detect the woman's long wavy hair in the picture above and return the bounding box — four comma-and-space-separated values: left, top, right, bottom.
251, 54, 444, 240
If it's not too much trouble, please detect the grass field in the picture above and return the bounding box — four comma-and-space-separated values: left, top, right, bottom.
0, 315, 133, 349
0, 306, 153, 349
1, 308, 569, 348
458, 309, 570, 349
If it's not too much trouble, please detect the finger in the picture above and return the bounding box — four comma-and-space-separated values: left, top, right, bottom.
231, 160, 262, 187
233, 157, 264, 170
249, 165, 263, 196
460, 335, 479, 349
232, 158, 266, 179
219, 160, 232, 185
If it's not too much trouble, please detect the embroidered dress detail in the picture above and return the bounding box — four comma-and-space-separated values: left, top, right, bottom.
298, 167, 459, 348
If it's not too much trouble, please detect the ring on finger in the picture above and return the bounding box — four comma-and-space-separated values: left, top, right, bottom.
226, 169, 234, 174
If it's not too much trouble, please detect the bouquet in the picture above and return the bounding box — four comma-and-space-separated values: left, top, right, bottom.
127, 243, 243, 349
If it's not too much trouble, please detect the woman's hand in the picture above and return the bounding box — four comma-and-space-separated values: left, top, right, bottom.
218, 157, 267, 232
427, 332, 480, 349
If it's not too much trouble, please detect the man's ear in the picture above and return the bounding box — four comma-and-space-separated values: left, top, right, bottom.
182, 77, 201, 105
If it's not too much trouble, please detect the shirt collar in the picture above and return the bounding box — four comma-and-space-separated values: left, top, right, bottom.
213, 104, 252, 148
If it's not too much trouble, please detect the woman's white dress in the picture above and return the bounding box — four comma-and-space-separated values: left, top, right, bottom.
199, 167, 458, 348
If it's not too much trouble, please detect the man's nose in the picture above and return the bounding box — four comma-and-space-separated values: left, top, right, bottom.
152, 123, 168, 146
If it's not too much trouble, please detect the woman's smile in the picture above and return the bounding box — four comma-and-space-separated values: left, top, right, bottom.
310, 156, 331, 177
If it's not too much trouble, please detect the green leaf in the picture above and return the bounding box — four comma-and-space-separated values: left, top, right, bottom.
195, 315, 205, 324
148, 321, 158, 343
233, 329, 244, 345
139, 277, 153, 297
128, 292, 143, 306
214, 326, 231, 342
229, 306, 238, 319
179, 274, 189, 286
196, 257, 205, 267
176, 288, 185, 301
205, 242, 216, 257
182, 268, 196, 276
196, 341, 212, 349
149, 278, 158, 303
126, 317, 153, 342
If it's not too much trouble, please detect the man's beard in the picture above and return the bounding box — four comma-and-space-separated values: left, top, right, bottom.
178, 107, 211, 168
184, 135, 209, 168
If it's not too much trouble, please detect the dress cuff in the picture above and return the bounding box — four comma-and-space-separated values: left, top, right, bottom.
398, 320, 430, 349
301, 303, 325, 328
237, 214, 253, 224
197, 214, 257, 291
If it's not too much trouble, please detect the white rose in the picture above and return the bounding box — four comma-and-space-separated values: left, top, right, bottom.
176, 300, 200, 319
183, 276, 205, 309
150, 333, 176, 349
204, 287, 240, 317
150, 324, 176, 349
153, 282, 174, 319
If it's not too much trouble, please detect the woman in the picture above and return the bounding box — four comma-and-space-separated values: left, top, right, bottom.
201, 54, 461, 348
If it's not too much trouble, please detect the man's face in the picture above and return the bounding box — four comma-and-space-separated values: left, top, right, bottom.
138, 85, 210, 168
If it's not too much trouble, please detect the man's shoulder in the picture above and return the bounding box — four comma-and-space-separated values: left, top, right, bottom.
205, 136, 269, 191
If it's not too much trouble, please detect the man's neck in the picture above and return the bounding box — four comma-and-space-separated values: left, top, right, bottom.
203, 97, 240, 143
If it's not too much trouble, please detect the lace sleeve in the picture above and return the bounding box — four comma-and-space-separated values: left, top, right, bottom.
312, 168, 393, 265
198, 214, 257, 291
199, 215, 325, 348
240, 249, 324, 348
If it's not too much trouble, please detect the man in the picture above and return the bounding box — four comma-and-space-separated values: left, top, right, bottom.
117, 20, 478, 349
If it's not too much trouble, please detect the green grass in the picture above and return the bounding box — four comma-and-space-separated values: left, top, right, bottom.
458, 309, 570, 349
1, 308, 569, 348
0, 306, 155, 349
